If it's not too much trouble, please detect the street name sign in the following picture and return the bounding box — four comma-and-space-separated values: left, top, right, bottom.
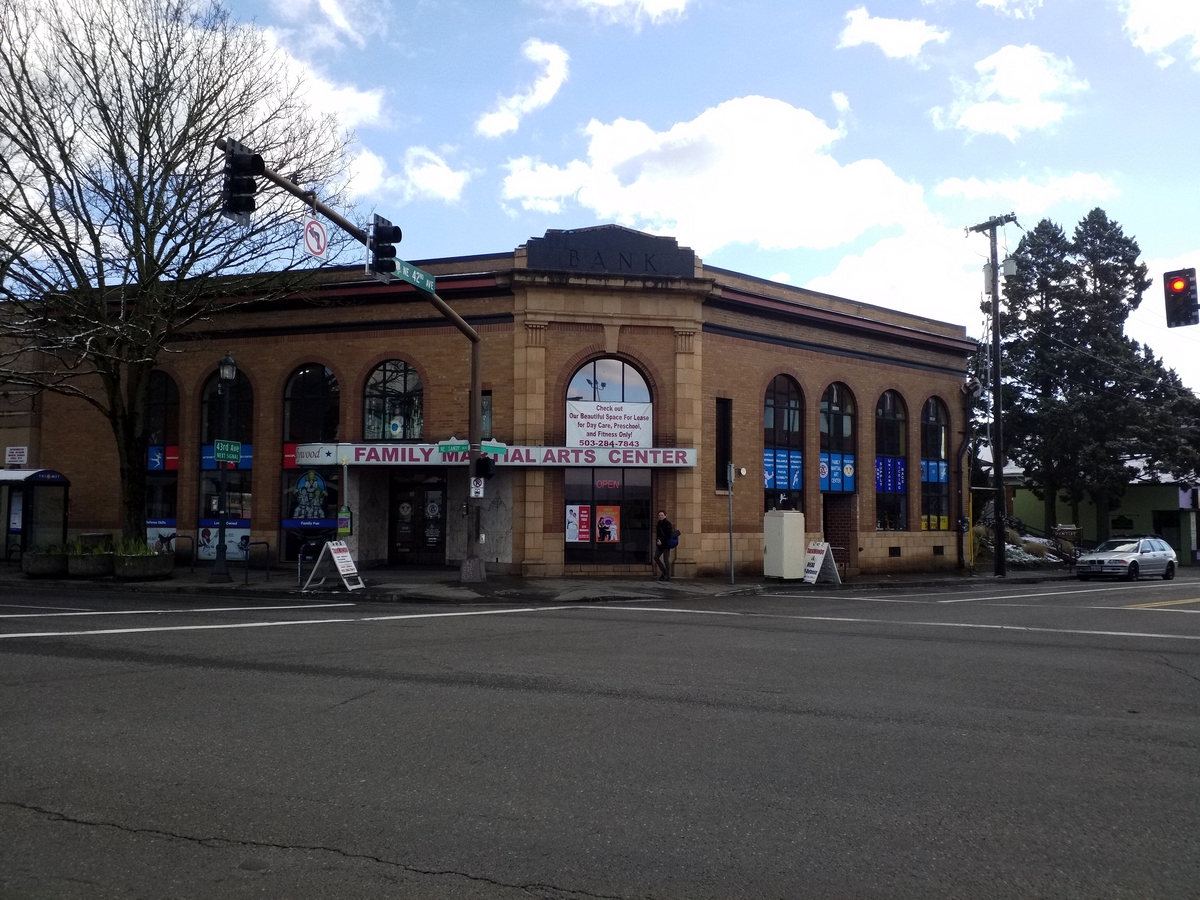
213, 439, 242, 464
394, 259, 436, 292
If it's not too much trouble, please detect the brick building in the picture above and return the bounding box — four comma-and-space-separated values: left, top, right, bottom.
2, 225, 977, 577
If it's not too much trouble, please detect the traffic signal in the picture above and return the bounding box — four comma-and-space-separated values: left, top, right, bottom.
370, 214, 402, 282
475, 456, 496, 479
1164, 268, 1198, 328
221, 138, 264, 225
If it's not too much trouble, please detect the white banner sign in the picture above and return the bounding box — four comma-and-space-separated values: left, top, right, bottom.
5, 446, 28, 466
566, 401, 652, 448
295, 442, 695, 468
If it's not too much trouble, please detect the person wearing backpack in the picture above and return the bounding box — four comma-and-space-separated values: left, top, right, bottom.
655, 510, 678, 581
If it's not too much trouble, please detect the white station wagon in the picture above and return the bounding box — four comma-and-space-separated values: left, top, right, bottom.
1076, 537, 1177, 581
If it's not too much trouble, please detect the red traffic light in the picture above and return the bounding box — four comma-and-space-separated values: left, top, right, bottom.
1169, 276, 1188, 293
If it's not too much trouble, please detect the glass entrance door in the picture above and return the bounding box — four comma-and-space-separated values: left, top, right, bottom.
390, 472, 447, 565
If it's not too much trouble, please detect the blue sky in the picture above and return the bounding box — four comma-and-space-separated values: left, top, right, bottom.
227, 0, 1200, 387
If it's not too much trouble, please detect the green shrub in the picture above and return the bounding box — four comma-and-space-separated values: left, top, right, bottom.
115, 536, 156, 556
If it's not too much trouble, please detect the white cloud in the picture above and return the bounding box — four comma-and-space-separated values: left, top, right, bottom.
543, 0, 690, 27
935, 172, 1119, 215
1121, 0, 1200, 69
838, 7, 950, 61
977, 0, 1043, 19
260, 31, 382, 129
805, 222, 988, 332
502, 96, 931, 254
831, 91, 851, 113
476, 39, 570, 138
267, 0, 371, 49
933, 44, 1088, 141
769, 272, 792, 284
348, 147, 471, 204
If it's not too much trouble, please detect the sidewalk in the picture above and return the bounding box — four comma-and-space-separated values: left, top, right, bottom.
1, 556, 1081, 604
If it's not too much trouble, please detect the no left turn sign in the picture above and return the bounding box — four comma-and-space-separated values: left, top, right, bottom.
303, 217, 328, 260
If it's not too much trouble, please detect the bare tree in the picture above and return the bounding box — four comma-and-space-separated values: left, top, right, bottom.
0, 0, 355, 540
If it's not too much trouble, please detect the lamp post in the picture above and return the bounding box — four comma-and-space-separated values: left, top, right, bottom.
208, 353, 237, 583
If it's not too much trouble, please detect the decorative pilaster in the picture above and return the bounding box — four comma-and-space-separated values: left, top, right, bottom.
673, 329, 701, 576
517, 322, 548, 574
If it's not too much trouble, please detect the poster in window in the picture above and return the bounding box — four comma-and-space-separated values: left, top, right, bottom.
566, 504, 592, 542
763, 449, 775, 489
595, 505, 621, 542
789, 450, 803, 489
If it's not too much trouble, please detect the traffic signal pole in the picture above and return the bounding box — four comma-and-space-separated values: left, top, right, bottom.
214, 139, 487, 583
968, 213, 1017, 577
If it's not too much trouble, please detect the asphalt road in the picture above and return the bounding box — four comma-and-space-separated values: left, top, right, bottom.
2, 575, 1199, 899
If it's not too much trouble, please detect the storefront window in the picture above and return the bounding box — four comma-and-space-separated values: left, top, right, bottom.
764, 375, 803, 512
564, 468, 652, 565
921, 397, 951, 531
819, 383, 856, 492
281, 468, 340, 561
198, 371, 254, 560
363, 359, 422, 441
145, 371, 179, 549
875, 390, 907, 531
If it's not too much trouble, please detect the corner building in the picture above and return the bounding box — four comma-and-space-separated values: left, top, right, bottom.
25, 226, 976, 577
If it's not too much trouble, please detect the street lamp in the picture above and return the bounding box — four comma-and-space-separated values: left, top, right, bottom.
208, 352, 237, 583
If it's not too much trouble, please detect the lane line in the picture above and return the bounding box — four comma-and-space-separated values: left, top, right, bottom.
0, 603, 92, 612
0, 603, 356, 620
0, 606, 558, 640
579, 605, 1200, 642
1123, 597, 1200, 609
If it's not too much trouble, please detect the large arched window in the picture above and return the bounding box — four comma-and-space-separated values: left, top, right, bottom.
764, 375, 803, 512
201, 371, 254, 444
363, 360, 423, 441
875, 390, 908, 531
819, 383, 856, 492
921, 397, 951, 531
282, 365, 340, 562
567, 358, 651, 403
145, 371, 179, 547
563, 357, 653, 566
284, 364, 339, 443
198, 371, 255, 560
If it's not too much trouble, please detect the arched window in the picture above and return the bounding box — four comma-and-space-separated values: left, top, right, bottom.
284, 364, 339, 443
819, 383, 856, 492
198, 371, 255, 558
563, 357, 653, 566
201, 371, 254, 444
145, 371, 180, 544
363, 360, 423, 441
921, 397, 951, 531
875, 391, 908, 531
567, 357, 651, 403
764, 375, 803, 512
281, 365, 340, 562
147, 371, 179, 447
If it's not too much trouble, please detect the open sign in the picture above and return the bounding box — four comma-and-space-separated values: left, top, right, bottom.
595, 479, 621, 489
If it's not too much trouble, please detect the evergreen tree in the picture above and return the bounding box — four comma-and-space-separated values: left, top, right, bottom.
1000, 208, 1197, 540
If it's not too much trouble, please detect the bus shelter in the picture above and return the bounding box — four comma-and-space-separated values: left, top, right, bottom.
2, 469, 70, 559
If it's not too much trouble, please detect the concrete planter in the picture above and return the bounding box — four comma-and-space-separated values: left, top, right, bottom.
113, 553, 174, 581
68, 553, 114, 578
22, 553, 69, 578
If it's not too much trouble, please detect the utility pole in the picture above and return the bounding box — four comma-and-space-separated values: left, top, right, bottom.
214, 138, 487, 583
967, 213, 1017, 577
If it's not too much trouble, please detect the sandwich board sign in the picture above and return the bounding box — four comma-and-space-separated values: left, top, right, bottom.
802, 541, 841, 585
302, 540, 365, 592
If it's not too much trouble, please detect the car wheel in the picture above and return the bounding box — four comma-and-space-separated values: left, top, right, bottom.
1077, 572, 1091, 581
1163, 562, 1176, 581
1124, 561, 1139, 582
